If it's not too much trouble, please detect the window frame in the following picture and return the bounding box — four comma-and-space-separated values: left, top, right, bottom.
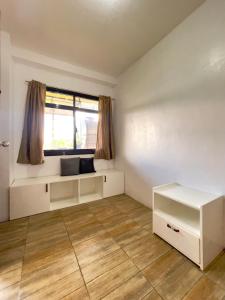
44, 86, 99, 156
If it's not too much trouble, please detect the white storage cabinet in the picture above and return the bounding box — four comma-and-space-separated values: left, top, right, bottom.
10, 169, 124, 220
153, 183, 224, 270
103, 170, 124, 198
10, 183, 50, 220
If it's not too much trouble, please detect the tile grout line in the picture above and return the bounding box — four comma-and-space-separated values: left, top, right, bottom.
61, 210, 91, 300
81, 200, 153, 298
19, 217, 31, 300
84, 201, 138, 299
91, 199, 160, 280
180, 274, 204, 300
100, 270, 153, 300
22, 213, 84, 300
76, 203, 133, 284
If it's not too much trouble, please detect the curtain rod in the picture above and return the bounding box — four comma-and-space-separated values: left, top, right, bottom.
25, 81, 115, 101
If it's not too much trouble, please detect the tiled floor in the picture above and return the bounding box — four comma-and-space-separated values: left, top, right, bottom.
0, 194, 225, 299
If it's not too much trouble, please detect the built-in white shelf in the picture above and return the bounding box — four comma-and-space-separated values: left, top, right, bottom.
153, 183, 224, 270
10, 169, 124, 219
11, 169, 120, 187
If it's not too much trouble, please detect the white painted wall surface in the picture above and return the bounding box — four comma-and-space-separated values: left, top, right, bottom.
115, 0, 225, 208
0, 31, 13, 221
13, 57, 115, 179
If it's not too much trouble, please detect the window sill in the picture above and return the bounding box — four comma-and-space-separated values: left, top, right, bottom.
44, 149, 95, 156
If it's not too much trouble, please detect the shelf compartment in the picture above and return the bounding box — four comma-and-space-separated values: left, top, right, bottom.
79, 176, 103, 204
154, 193, 200, 236
50, 180, 78, 210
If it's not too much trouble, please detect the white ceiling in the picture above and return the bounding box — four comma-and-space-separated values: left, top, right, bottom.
0, 0, 205, 77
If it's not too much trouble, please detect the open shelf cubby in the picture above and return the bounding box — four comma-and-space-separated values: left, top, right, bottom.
49, 175, 104, 210
50, 180, 79, 210
154, 193, 200, 236
79, 176, 103, 203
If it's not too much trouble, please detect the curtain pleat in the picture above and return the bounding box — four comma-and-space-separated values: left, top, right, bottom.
95, 96, 115, 160
17, 80, 46, 165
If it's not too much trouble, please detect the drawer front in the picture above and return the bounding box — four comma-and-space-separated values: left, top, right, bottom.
153, 212, 200, 265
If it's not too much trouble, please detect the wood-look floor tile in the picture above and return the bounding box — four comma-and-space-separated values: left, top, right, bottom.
87, 260, 138, 299
0, 218, 28, 233
0, 268, 21, 291
101, 213, 129, 230
62, 211, 91, 224
206, 251, 225, 290
106, 219, 141, 238
25, 271, 84, 300
64, 213, 97, 231
143, 250, 183, 287
29, 210, 61, 224
68, 221, 105, 245
28, 214, 63, 232
91, 205, 119, 222
127, 206, 152, 224
132, 239, 171, 270
102, 272, 152, 300
82, 249, 129, 283
87, 198, 112, 208
62, 286, 90, 300
74, 232, 120, 266
20, 256, 78, 298
128, 206, 150, 216
24, 238, 72, 262
131, 211, 152, 227
26, 230, 69, 251
115, 228, 150, 247
143, 250, 202, 300
142, 289, 163, 300
0, 229, 27, 252
143, 223, 153, 233
61, 203, 89, 216
2, 194, 225, 300
0, 283, 20, 300
0, 246, 25, 275
122, 234, 160, 258
115, 199, 141, 213
23, 247, 78, 275
183, 276, 225, 300
27, 221, 66, 238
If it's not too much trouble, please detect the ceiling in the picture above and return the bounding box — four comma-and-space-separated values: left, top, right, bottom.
0, 0, 205, 77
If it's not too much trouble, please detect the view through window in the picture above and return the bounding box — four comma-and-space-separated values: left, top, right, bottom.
44, 89, 99, 155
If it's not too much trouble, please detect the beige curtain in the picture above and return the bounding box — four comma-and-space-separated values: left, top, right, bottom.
17, 80, 46, 165
95, 96, 115, 160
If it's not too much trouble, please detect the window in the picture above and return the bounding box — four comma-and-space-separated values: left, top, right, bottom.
44, 87, 99, 156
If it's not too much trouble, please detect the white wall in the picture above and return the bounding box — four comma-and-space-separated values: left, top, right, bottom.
115, 0, 225, 208
12, 55, 115, 179
0, 31, 13, 221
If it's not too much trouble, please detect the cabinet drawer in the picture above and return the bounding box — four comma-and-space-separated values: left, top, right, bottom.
153, 212, 200, 265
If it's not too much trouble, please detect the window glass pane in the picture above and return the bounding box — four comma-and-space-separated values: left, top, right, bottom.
76, 111, 98, 149
75, 97, 98, 111
46, 91, 73, 106
44, 107, 74, 150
